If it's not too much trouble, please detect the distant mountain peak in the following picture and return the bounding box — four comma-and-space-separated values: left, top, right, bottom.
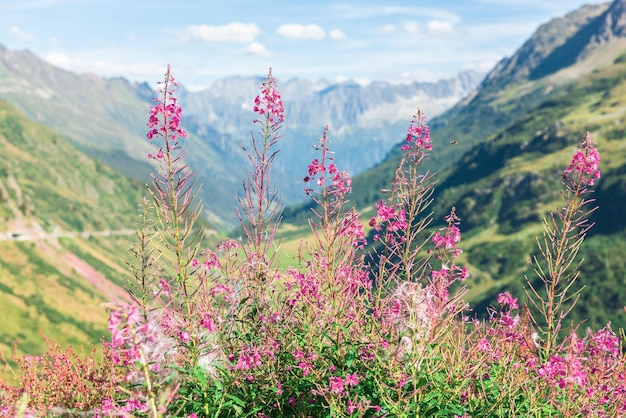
590, 0, 626, 42
482, 1, 620, 87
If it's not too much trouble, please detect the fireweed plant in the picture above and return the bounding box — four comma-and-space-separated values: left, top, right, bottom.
1, 67, 625, 417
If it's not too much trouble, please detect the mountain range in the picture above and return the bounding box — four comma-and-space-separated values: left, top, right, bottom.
0, 45, 482, 229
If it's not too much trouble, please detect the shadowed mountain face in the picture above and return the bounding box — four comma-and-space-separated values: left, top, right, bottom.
481, 3, 611, 86
482, 0, 626, 84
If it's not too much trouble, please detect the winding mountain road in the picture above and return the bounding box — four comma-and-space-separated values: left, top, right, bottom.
0, 229, 135, 241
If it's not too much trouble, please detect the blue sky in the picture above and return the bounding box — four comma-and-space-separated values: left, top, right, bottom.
0, 0, 608, 90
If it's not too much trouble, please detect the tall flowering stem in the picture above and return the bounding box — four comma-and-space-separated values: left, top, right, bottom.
237, 68, 285, 283
146, 65, 203, 357
370, 110, 436, 302
429, 208, 469, 316
303, 127, 368, 308
125, 197, 157, 323
526, 132, 601, 358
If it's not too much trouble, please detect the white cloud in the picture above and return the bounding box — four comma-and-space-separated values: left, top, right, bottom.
329, 29, 346, 40
333, 76, 370, 85
276, 24, 326, 40
244, 42, 272, 57
402, 22, 420, 33
9, 25, 36, 41
179, 23, 260, 43
45, 51, 72, 68
426, 20, 454, 35
378, 24, 396, 34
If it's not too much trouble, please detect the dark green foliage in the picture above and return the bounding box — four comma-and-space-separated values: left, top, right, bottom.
591, 163, 626, 235
569, 233, 626, 330
470, 240, 533, 278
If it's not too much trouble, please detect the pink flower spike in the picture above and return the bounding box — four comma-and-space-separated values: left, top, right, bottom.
497, 291, 518, 309
253, 68, 285, 124
563, 132, 601, 187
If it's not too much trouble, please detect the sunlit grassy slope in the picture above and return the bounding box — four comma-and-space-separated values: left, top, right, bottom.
0, 99, 145, 359
0, 98, 230, 362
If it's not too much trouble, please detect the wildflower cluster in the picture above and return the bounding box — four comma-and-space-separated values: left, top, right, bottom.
0, 334, 120, 417
303, 130, 353, 200
563, 131, 601, 187
253, 68, 285, 124
369, 200, 407, 241
146, 65, 187, 159
1, 67, 623, 418
430, 207, 469, 287
403, 110, 432, 153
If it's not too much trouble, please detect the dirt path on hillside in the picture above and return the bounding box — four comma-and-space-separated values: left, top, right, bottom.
60, 252, 131, 303
35, 239, 131, 303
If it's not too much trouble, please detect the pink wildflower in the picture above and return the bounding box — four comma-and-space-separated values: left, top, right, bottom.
340, 209, 367, 248
253, 69, 285, 124
216, 238, 241, 252
432, 268, 449, 280
477, 338, 491, 352
346, 399, 358, 414
305, 158, 325, 181
100, 399, 114, 414
587, 325, 619, 357
563, 132, 601, 186
330, 170, 352, 197
202, 250, 221, 270
329, 376, 345, 395
345, 372, 360, 387
146, 66, 187, 142
497, 291, 519, 310
179, 331, 190, 343
405, 115, 432, 151
201, 314, 216, 332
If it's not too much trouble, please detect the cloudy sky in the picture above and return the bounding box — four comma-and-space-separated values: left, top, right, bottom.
0, 0, 608, 89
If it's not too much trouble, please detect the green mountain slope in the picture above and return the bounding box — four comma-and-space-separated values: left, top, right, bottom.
285, 4, 619, 225
0, 98, 144, 357
0, 100, 144, 232
434, 59, 626, 329
283, 0, 626, 329
345, 2, 616, 213
0, 45, 242, 230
